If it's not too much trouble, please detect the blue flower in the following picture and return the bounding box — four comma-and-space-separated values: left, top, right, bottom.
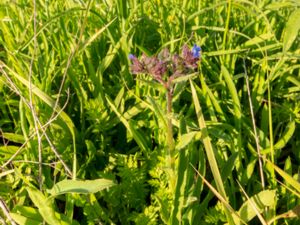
191, 44, 201, 58
128, 54, 135, 60
182, 44, 200, 69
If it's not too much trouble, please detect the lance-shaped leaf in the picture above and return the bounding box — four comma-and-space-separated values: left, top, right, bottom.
48, 178, 115, 196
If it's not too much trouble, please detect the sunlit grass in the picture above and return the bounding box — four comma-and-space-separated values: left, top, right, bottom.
0, 0, 300, 224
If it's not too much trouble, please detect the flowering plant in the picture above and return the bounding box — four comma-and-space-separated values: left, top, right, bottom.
129, 44, 201, 91
128, 44, 202, 191
128, 45, 202, 222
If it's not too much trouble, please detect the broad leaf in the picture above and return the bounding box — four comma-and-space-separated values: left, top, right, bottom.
236, 190, 276, 224
26, 186, 62, 225
10, 212, 41, 225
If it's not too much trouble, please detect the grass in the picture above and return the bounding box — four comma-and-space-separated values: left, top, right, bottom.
0, 0, 300, 224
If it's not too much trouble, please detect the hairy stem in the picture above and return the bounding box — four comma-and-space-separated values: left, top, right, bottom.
166, 86, 175, 189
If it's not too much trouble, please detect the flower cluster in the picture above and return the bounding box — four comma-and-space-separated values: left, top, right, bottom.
129, 44, 201, 88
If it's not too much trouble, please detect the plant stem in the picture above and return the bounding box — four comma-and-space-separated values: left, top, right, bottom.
166, 86, 175, 189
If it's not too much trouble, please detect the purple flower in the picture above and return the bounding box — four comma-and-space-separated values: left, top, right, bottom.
172, 54, 185, 75
128, 44, 202, 86
141, 54, 157, 69
192, 44, 201, 58
182, 44, 200, 69
141, 54, 166, 82
149, 61, 166, 81
128, 53, 145, 74
128, 53, 167, 82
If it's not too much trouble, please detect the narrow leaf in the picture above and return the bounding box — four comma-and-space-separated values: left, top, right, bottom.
262, 121, 295, 153
1, 132, 25, 144
106, 95, 149, 152
79, 17, 117, 51
3, 65, 76, 136
190, 80, 234, 224
190, 80, 226, 197
283, 9, 300, 52
221, 65, 241, 121
191, 165, 246, 225
265, 159, 300, 194
147, 96, 167, 129
48, 178, 115, 196
176, 131, 199, 151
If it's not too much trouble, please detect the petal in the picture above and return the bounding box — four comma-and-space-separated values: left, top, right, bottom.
192, 44, 201, 58
128, 54, 135, 60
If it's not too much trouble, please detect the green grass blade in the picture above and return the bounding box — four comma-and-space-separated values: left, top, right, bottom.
193, 165, 245, 225
79, 17, 117, 52
221, 65, 241, 130
170, 145, 189, 225
190, 79, 234, 224
175, 131, 199, 151
106, 95, 149, 153
2, 64, 76, 139
261, 121, 295, 153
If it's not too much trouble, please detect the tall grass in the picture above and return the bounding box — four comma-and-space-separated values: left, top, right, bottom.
0, 0, 300, 224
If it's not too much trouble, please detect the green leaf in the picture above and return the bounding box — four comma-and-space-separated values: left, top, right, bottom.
136, 78, 166, 92
0, 146, 22, 159
11, 205, 80, 225
106, 95, 149, 152
190, 80, 226, 197
266, 2, 296, 10
10, 212, 41, 225
26, 186, 62, 225
176, 131, 199, 151
262, 121, 295, 153
2, 64, 76, 176
190, 79, 235, 224
147, 96, 167, 129
243, 33, 274, 47
266, 159, 300, 194
241, 158, 257, 183
3, 65, 76, 136
1, 132, 25, 144
283, 8, 300, 52
12, 206, 43, 222
48, 178, 115, 196
236, 190, 276, 224
79, 17, 117, 51
221, 65, 241, 122
99, 35, 127, 74
171, 72, 198, 83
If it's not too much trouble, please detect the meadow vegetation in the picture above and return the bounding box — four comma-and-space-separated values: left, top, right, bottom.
0, 0, 300, 224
